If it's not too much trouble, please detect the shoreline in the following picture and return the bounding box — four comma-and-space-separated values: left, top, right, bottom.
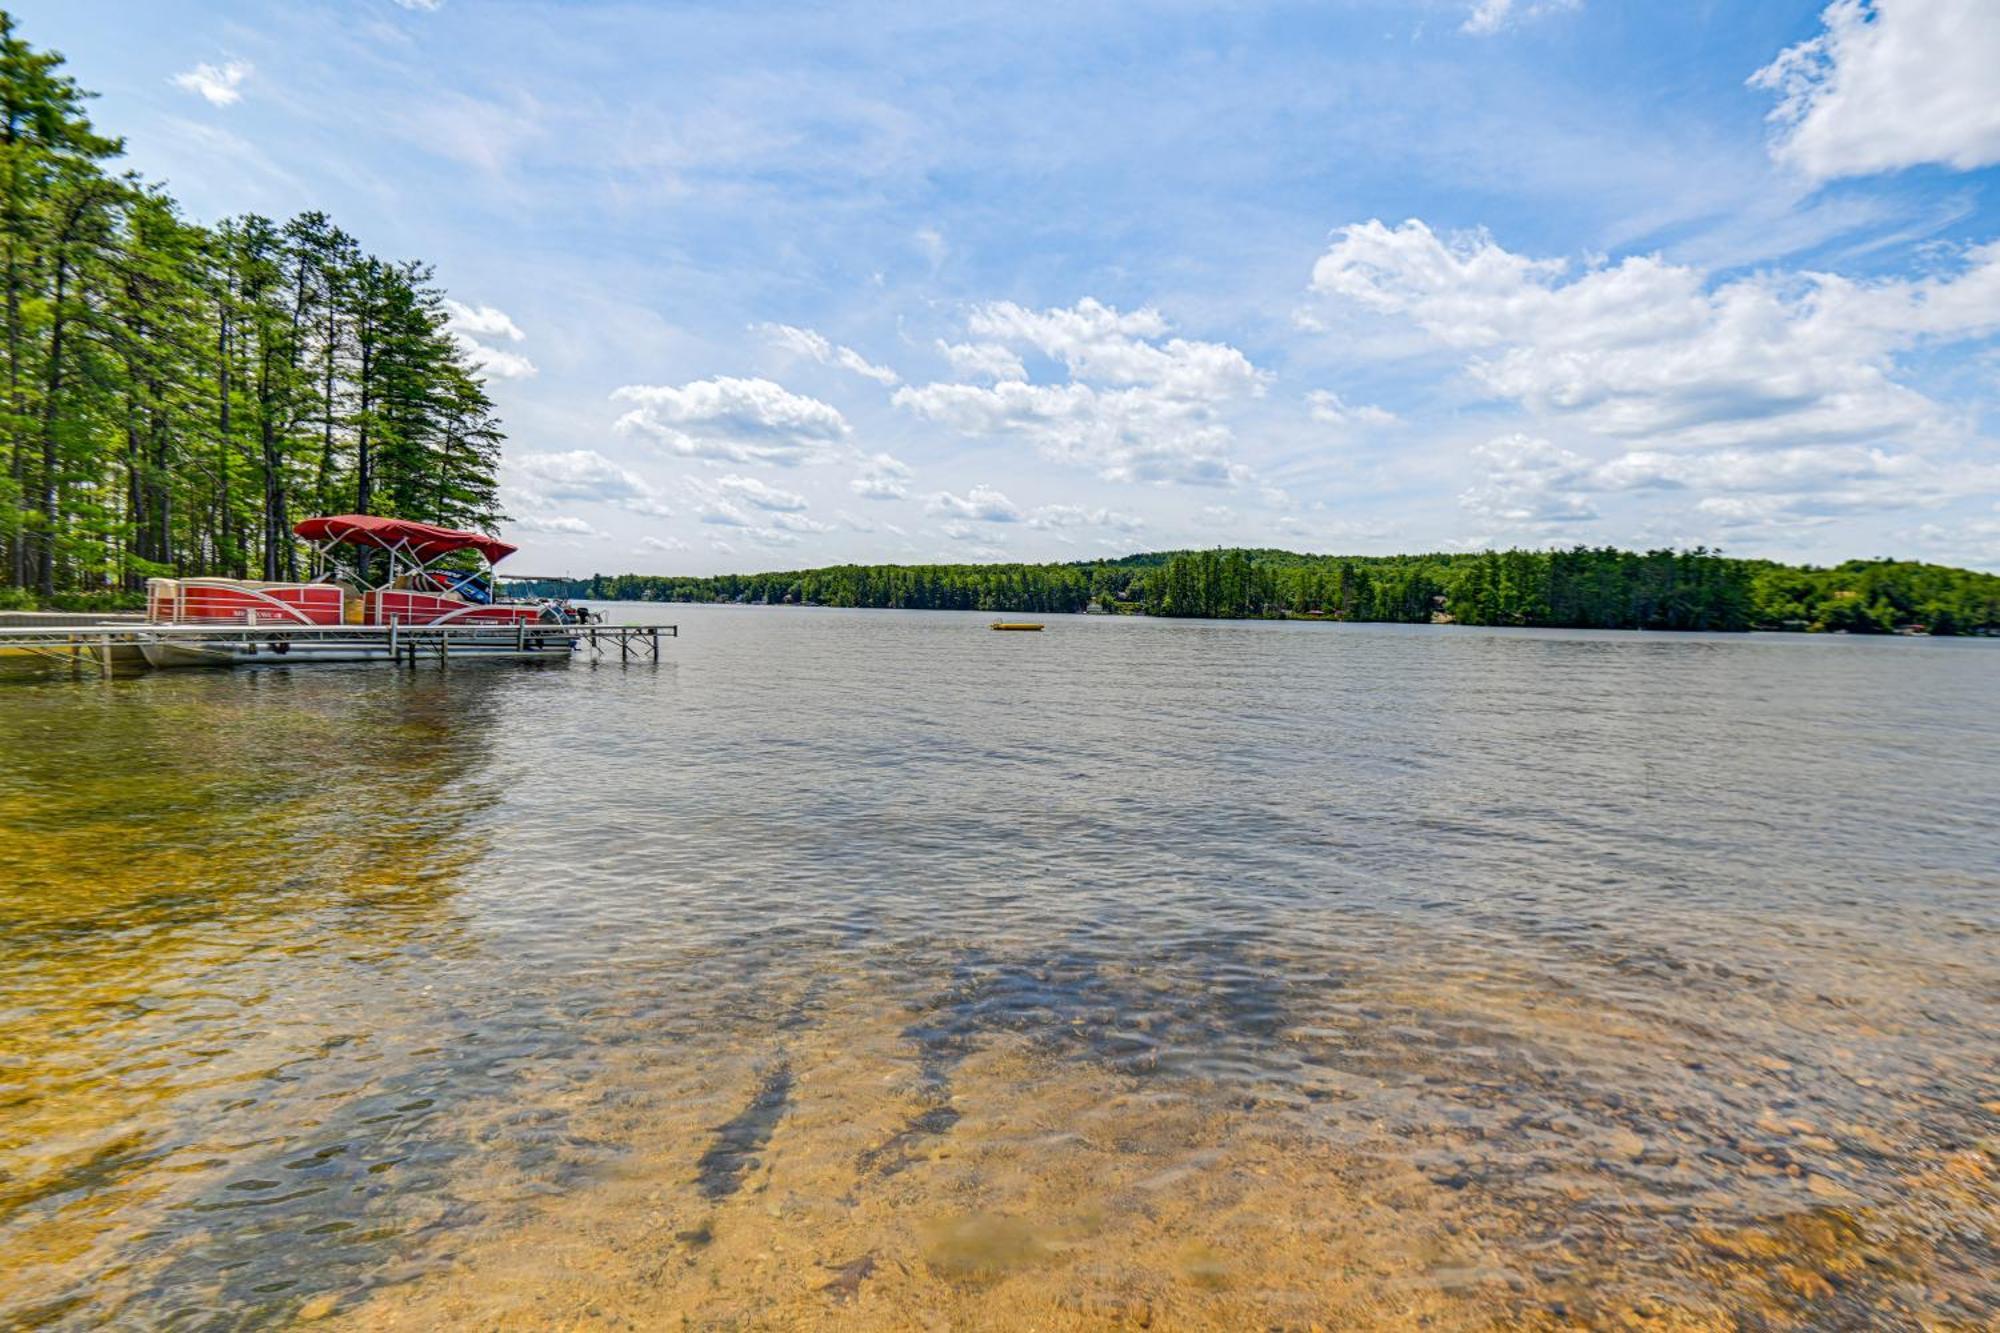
576, 598, 1999, 638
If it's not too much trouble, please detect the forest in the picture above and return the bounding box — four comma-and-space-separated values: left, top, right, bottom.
0, 14, 503, 609
520, 546, 2000, 635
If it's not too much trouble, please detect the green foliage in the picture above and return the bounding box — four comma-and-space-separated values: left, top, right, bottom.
1448, 546, 1752, 630
0, 582, 135, 611
1747, 559, 2000, 635
562, 562, 1108, 614
0, 13, 504, 601
518, 546, 2000, 635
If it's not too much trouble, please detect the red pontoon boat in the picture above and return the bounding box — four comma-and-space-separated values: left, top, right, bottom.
141, 515, 579, 667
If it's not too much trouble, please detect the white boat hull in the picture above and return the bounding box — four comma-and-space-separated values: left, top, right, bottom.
139, 633, 577, 669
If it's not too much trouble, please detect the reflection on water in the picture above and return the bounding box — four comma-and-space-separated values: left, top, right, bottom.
1, 609, 1995, 1328
0, 668, 518, 1326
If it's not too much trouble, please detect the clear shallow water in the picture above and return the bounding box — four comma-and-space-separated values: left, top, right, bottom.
1, 606, 1995, 1329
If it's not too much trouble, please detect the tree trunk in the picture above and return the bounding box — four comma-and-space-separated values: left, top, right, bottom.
123, 384, 141, 590
316, 301, 337, 512
261, 415, 280, 579
353, 326, 372, 584
277, 249, 313, 580
34, 254, 67, 597
148, 385, 171, 569
217, 295, 231, 578
4, 113, 22, 589
355, 331, 371, 516
258, 329, 280, 580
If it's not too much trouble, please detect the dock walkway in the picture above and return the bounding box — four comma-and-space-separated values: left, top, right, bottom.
0, 621, 678, 675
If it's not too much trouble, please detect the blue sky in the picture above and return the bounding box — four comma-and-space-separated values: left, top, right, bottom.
24, 0, 2000, 573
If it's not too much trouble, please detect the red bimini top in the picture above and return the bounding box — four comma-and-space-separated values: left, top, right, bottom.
293, 515, 517, 565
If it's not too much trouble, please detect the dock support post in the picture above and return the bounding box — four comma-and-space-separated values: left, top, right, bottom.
99, 633, 114, 679
389, 617, 398, 664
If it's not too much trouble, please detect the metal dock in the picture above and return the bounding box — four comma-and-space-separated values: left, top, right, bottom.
0, 621, 678, 675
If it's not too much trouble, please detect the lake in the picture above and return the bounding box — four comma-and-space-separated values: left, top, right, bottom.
1, 605, 1995, 1328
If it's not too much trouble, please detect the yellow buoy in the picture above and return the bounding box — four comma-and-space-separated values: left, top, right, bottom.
990, 621, 1044, 631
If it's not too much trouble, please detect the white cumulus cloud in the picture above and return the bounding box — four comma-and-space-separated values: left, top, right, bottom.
1311, 218, 2000, 545
927, 485, 1023, 523
510, 450, 673, 517
965, 298, 1267, 400
1750, 0, 2000, 181
1453, 433, 1985, 543
171, 61, 251, 107
689, 474, 828, 544
613, 376, 850, 466
444, 300, 537, 380
1458, 435, 1602, 533
849, 452, 913, 500
895, 299, 1266, 486
464, 346, 536, 380
937, 340, 1026, 382
1310, 218, 2000, 452
1027, 504, 1145, 533
716, 473, 809, 512
445, 301, 525, 342
698, 499, 752, 527
509, 513, 597, 536
939, 520, 1004, 553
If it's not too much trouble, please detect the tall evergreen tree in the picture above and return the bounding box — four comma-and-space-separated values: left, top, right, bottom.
0, 12, 510, 605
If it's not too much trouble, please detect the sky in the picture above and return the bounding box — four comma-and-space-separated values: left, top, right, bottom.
21, 0, 2000, 574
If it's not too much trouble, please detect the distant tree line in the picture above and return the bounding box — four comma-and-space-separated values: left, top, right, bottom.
515, 546, 2000, 635
0, 14, 504, 608
567, 562, 1106, 614
1746, 559, 2000, 635
1438, 547, 1753, 630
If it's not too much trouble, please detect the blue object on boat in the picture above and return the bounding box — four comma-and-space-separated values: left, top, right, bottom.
437, 569, 492, 604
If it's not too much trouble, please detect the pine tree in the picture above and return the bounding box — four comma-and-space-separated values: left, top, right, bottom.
0, 16, 516, 603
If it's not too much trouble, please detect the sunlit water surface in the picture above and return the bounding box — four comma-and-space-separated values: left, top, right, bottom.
1, 606, 1995, 1330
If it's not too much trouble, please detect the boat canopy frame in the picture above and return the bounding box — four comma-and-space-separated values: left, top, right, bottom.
293, 515, 517, 593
